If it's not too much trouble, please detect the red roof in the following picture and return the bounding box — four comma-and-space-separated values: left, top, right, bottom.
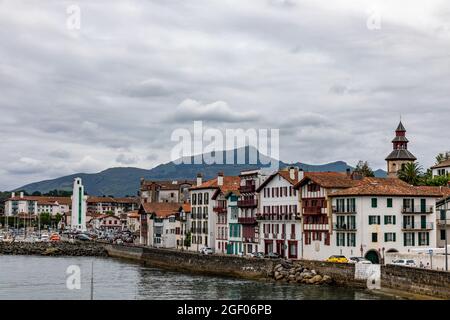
190, 176, 240, 193
329, 179, 449, 197
140, 202, 181, 218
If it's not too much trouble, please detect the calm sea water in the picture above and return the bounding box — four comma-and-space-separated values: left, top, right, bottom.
0, 256, 390, 300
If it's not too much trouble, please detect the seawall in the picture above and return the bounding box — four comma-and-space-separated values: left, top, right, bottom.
0, 242, 108, 256
106, 244, 450, 299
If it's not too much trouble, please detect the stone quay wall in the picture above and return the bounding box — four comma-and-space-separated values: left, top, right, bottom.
106, 245, 450, 299
0, 242, 108, 256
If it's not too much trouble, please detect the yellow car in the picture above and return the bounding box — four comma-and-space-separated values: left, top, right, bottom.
326, 255, 349, 263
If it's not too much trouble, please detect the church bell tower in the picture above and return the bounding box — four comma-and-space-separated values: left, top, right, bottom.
385, 121, 417, 178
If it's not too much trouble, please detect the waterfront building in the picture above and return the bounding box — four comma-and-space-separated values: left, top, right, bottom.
328, 180, 448, 263
256, 167, 303, 259
71, 177, 87, 232
86, 197, 139, 216
139, 179, 194, 204
431, 159, 450, 178
385, 121, 417, 178
224, 190, 242, 255
4, 192, 71, 217
89, 214, 123, 231
189, 173, 240, 252
237, 169, 268, 255
127, 211, 140, 233
138, 202, 186, 248
211, 173, 241, 254
294, 171, 362, 260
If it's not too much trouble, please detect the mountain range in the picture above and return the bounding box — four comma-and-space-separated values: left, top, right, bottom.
15, 147, 386, 197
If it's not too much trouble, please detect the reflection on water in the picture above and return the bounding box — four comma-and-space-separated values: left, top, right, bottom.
0, 256, 390, 300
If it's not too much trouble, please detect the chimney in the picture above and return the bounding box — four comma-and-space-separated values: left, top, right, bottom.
197, 173, 203, 187
20, 192, 24, 199
346, 168, 351, 177
289, 166, 296, 181
11, 192, 15, 198
217, 172, 224, 186
298, 169, 304, 181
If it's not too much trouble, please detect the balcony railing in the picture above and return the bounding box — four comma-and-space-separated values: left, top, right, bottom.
402, 222, 434, 230
237, 199, 258, 208
213, 206, 227, 214
333, 223, 357, 231
238, 217, 257, 224
332, 206, 357, 214
401, 206, 434, 214
239, 184, 256, 193
302, 206, 323, 215
437, 219, 450, 226
256, 213, 295, 221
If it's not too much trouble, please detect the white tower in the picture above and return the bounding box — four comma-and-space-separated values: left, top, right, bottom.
71, 177, 87, 231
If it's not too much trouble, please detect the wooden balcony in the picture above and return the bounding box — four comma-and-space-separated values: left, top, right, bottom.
302, 206, 323, 215
239, 184, 256, 193
238, 217, 257, 224
332, 223, 357, 231
237, 199, 258, 208
213, 206, 227, 214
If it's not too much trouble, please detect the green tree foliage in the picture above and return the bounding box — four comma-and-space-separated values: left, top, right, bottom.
354, 160, 375, 177
397, 162, 423, 185
436, 151, 450, 164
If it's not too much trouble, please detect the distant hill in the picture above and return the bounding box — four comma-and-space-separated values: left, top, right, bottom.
15, 147, 386, 197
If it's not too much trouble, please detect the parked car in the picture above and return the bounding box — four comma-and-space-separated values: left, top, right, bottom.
40, 234, 49, 242
389, 259, 416, 267
200, 247, 213, 255
75, 234, 92, 241
348, 257, 372, 264
265, 252, 281, 259
251, 252, 265, 259
326, 255, 349, 263
49, 234, 61, 242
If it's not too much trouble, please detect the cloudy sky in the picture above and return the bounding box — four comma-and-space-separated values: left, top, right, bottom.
1, 0, 450, 190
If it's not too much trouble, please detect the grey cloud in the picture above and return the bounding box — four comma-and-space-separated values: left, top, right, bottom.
1, 0, 450, 189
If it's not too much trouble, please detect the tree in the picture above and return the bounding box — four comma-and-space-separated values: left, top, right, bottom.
184, 231, 192, 248
39, 212, 51, 227
436, 151, 450, 164
397, 162, 423, 185
354, 160, 375, 177
32, 191, 42, 196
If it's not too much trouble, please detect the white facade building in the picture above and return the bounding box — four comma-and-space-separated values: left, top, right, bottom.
431, 159, 450, 177
257, 167, 303, 259
328, 179, 445, 263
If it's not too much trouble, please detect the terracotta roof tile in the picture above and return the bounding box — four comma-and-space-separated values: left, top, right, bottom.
190, 176, 240, 193
329, 179, 449, 197
431, 159, 450, 169
140, 202, 181, 218
294, 172, 359, 189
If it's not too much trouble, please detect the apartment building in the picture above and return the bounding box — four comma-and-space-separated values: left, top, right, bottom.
225, 190, 242, 255
189, 173, 240, 252
437, 195, 450, 248
138, 202, 186, 248
140, 179, 194, 204
294, 171, 362, 260
256, 167, 303, 259
4, 192, 71, 217
328, 180, 447, 263
86, 197, 139, 216
237, 170, 267, 255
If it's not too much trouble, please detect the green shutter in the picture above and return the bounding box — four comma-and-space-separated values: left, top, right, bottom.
403, 233, 407, 246
377, 216, 381, 225
393, 233, 396, 242
393, 216, 396, 225
384, 216, 388, 224
384, 233, 387, 242
371, 198, 377, 208
387, 198, 393, 208
426, 233, 429, 246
